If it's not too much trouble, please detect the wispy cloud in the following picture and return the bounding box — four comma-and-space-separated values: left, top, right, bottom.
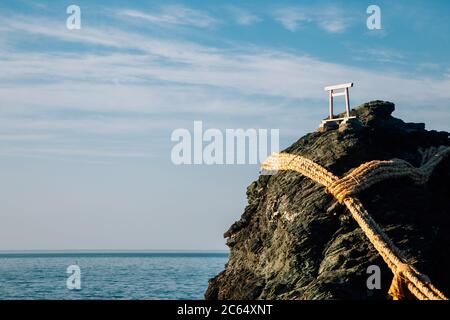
273, 5, 353, 33
0, 146, 153, 159
118, 5, 218, 28
1, 11, 450, 161
0, 134, 52, 142
417, 63, 440, 71
2, 14, 450, 104
273, 7, 309, 32
353, 48, 405, 64
227, 6, 262, 26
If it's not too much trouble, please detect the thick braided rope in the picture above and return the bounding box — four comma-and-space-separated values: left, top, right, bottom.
327, 146, 450, 202
261, 147, 450, 300
261, 153, 338, 186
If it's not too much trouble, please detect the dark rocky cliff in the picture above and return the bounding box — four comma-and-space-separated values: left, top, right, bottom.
205, 101, 450, 300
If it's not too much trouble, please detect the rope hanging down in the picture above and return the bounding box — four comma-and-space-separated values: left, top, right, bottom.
261, 146, 450, 300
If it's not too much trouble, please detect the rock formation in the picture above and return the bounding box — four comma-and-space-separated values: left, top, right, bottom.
205, 101, 450, 300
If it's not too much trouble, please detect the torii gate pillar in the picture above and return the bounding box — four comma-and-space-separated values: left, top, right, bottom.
324, 82, 354, 120
318, 83, 358, 132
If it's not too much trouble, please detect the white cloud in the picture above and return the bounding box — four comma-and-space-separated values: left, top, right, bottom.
273, 7, 309, 32
1, 12, 450, 161
273, 5, 353, 33
227, 6, 262, 26
417, 63, 440, 71
119, 5, 218, 28
0, 146, 153, 159
2, 15, 450, 105
318, 19, 347, 33
354, 48, 405, 64
0, 134, 52, 141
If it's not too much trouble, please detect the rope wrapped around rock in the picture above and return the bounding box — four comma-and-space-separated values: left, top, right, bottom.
261, 146, 450, 300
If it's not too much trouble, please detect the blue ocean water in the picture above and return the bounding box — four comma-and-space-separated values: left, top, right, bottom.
0, 252, 227, 300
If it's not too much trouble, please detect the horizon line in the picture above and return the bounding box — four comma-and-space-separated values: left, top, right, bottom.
0, 249, 229, 254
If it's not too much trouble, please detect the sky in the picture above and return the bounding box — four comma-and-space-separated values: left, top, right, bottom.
0, 0, 449, 251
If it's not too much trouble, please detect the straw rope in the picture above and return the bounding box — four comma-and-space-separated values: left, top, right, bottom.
261, 146, 450, 300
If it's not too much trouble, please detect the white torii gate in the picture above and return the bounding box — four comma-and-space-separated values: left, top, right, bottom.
323, 82, 355, 122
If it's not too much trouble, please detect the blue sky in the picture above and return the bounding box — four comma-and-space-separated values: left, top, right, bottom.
0, 0, 449, 250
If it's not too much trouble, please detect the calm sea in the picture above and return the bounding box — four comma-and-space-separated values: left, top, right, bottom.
0, 251, 228, 300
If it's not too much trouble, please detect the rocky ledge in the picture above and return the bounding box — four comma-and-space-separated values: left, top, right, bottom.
205, 101, 450, 300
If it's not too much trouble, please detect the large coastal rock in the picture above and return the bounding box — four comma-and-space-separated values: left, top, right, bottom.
205, 101, 450, 300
